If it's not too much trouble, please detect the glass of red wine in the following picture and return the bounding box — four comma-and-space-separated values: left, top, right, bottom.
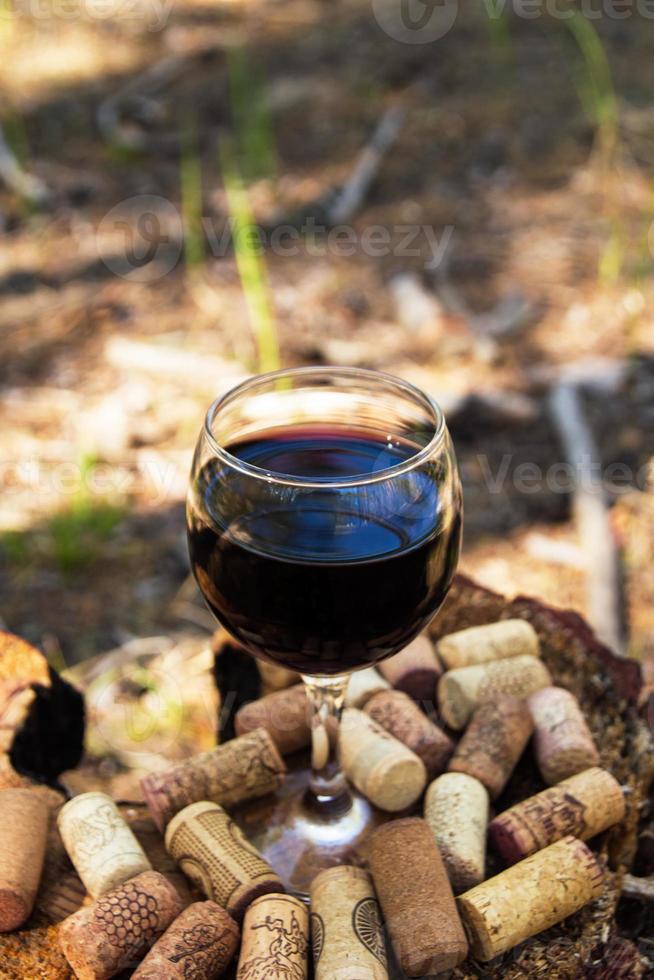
187, 366, 462, 896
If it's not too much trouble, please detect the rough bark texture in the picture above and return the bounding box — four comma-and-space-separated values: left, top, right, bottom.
0, 632, 85, 785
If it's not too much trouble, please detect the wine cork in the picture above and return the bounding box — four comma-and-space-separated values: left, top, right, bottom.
58, 870, 183, 980
438, 654, 552, 730
378, 634, 441, 701
0, 788, 49, 931
237, 893, 309, 979
488, 766, 625, 865
528, 686, 600, 784
436, 619, 540, 670
369, 818, 468, 977
141, 729, 286, 831
457, 836, 604, 961
58, 792, 152, 898
364, 690, 454, 778
345, 667, 391, 709
165, 801, 284, 921
132, 901, 240, 979
310, 865, 389, 980
340, 709, 427, 812
424, 773, 489, 893
448, 696, 533, 799
234, 685, 310, 755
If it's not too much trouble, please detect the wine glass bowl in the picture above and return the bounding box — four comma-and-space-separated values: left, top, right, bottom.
187, 367, 462, 896
188, 368, 461, 675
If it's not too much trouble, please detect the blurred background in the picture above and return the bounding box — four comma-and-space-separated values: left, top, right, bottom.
1, 0, 654, 702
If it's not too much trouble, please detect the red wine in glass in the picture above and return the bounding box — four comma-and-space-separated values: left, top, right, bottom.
188, 426, 461, 675
186, 369, 462, 897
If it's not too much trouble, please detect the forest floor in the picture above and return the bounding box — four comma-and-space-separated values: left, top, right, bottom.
1, 0, 654, 669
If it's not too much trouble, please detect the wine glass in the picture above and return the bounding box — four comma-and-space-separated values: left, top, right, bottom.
187, 366, 462, 896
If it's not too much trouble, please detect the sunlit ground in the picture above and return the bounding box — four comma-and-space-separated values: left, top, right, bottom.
1, 0, 653, 668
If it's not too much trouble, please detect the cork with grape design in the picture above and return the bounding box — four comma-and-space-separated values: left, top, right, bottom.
58, 870, 183, 980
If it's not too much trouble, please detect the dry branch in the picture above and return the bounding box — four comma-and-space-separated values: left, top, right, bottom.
105, 336, 246, 390
622, 873, 654, 902
548, 382, 624, 654
0, 125, 51, 206
434, 252, 536, 339
327, 103, 406, 224
528, 357, 627, 392
97, 47, 218, 150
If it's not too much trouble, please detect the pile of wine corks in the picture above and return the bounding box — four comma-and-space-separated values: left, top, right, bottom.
51, 730, 291, 978
0, 617, 630, 978
229, 617, 626, 976
428, 619, 623, 966
0, 727, 290, 977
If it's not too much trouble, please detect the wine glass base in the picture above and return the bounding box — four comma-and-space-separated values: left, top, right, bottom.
230, 763, 389, 900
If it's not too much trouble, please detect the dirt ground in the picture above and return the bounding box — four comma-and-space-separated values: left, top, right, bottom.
1, 0, 654, 666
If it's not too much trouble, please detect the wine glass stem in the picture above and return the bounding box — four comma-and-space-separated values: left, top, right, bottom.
301, 673, 351, 812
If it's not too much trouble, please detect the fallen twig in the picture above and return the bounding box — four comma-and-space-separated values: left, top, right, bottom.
65, 635, 175, 686
548, 382, 625, 654
622, 873, 654, 902
97, 47, 219, 150
105, 336, 246, 390
434, 251, 536, 339
471, 291, 535, 338
389, 272, 443, 335
97, 55, 183, 149
528, 357, 627, 393
468, 388, 539, 423
0, 124, 51, 206
327, 103, 406, 224
524, 533, 585, 569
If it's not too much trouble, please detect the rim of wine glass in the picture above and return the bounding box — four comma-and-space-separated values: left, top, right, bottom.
203, 365, 446, 489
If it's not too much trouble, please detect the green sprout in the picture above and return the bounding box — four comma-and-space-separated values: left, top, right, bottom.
220, 138, 280, 373
484, 0, 514, 80
180, 121, 205, 273
227, 45, 277, 182
564, 9, 618, 167
563, 10, 623, 281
